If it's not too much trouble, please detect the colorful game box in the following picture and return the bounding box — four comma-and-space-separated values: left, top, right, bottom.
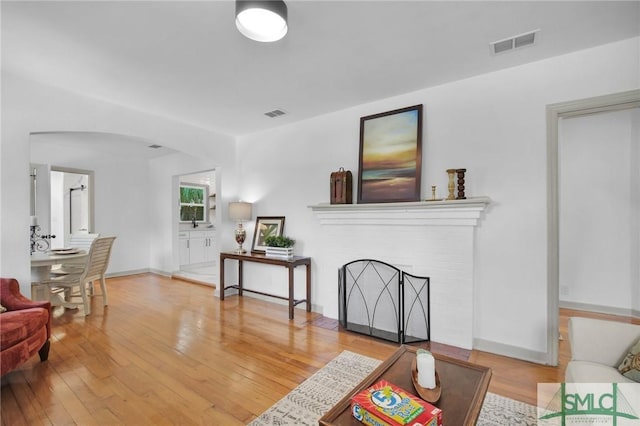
351, 380, 443, 426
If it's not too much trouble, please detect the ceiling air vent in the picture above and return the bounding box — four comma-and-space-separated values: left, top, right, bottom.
493, 39, 513, 54
264, 109, 286, 118
490, 29, 539, 55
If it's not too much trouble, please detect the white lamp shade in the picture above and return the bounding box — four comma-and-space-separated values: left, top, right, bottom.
229, 201, 252, 221
236, 0, 288, 42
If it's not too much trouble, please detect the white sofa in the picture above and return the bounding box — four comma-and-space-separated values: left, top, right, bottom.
566, 317, 640, 383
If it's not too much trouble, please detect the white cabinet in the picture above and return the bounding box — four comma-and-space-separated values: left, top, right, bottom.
189, 235, 207, 264
178, 232, 190, 266
179, 231, 215, 266
204, 233, 215, 260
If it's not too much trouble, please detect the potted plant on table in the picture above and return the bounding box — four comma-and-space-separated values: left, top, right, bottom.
264, 235, 295, 259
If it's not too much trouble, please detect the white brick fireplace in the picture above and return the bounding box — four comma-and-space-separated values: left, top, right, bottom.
309, 197, 490, 349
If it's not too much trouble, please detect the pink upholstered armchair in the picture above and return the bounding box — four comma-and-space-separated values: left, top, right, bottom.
0, 278, 51, 376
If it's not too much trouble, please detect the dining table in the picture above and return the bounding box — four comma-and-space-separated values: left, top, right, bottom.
30, 250, 88, 306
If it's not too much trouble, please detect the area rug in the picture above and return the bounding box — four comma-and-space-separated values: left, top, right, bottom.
248, 350, 537, 426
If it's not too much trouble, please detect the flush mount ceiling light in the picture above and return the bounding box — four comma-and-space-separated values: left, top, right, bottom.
236, 0, 288, 42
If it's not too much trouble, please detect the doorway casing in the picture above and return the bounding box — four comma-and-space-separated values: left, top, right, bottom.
546, 89, 640, 366
51, 166, 95, 247
172, 168, 220, 287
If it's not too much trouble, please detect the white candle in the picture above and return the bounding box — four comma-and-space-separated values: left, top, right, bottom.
30, 215, 39, 226
417, 350, 436, 389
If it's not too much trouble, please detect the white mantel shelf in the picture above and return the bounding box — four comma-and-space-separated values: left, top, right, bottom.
309, 196, 491, 227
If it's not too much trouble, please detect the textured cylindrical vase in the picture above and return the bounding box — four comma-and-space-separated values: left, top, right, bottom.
446, 169, 456, 200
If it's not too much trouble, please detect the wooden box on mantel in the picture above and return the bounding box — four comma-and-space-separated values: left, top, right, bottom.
330, 168, 353, 204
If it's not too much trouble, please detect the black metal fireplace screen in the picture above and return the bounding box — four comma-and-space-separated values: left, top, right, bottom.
338, 259, 430, 344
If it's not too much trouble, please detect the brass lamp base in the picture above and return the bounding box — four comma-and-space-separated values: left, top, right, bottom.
235, 223, 247, 253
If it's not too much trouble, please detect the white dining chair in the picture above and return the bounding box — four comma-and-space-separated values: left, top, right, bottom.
46, 236, 116, 315
50, 233, 100, 275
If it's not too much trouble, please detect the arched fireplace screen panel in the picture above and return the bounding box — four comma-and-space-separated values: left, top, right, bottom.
338, 259, 430, 344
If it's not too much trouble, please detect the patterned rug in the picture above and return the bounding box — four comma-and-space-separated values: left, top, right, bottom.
248, 350, 537, 426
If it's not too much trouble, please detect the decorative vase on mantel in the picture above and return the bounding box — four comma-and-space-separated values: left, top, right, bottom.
446, 169, 456, 200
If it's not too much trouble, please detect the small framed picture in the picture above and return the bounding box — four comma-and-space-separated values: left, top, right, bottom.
251, 216, 285, 253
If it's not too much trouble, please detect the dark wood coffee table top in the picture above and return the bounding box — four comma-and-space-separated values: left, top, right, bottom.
319, 345, 492, 426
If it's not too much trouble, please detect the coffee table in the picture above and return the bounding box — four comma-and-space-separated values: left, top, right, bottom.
319, 345, 491, 426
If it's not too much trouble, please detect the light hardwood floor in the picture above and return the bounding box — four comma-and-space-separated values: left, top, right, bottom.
1, 274, 638, 425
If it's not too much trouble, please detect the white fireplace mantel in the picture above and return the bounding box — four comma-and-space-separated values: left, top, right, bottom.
309, 196, 491, 227
307, 196, 491, 350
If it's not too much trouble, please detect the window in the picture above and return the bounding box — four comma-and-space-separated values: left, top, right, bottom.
179, 184, 207, 222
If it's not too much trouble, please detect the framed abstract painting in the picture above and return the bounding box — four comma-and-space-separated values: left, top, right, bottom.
357, 104, 423, 203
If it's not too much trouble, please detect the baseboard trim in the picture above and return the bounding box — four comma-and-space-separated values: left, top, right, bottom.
180, 261, 216, 271
106, 268, 153, 278
106, 269, 178, 278
560, 300, 639, 318
172, 274, 216, 288
473, 338, 549, 365
150, 269, 172, 277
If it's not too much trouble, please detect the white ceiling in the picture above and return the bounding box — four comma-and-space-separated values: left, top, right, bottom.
3, 1, 639, 139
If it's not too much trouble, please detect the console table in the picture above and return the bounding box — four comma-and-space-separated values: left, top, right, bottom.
219, 252, 311, 320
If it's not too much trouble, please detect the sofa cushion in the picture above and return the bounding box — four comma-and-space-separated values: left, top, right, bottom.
0, 326, 48, 376
0, 308, 49, 349
566, 360, 635, 383
618, 338, 640, 382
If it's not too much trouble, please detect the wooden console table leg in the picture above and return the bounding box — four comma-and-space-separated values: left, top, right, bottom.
306, 263, 311, 312
288, 266, 294, 320
220, 257, 225, 300
238, 260, 243, 297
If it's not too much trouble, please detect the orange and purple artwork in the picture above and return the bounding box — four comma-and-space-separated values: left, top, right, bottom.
358, 105, 422, 203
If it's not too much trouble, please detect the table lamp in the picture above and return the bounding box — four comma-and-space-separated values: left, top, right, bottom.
229, 201, 252, 253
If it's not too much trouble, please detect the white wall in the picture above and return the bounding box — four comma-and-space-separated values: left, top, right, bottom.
235, 37, 640, 361
0, 71, 237, 295
1, 37, 638, 362
559, 108, 639, 314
